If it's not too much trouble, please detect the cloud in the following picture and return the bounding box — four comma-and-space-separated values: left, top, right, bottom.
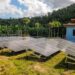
18, 0, 75, 17
70, 0, 75, 2
0, 0, 75, 18
18, 0, 51, 17
0, 0, 23, 18
41, 0, 74, 9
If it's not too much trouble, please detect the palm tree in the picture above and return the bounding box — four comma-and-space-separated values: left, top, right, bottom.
23, 18, 30, 36
49, 21, 61, 37
0, 25, 2, 36
48, 22, 52, 37
35, 22, 41, 38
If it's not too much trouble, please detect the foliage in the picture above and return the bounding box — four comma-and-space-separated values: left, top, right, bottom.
49, 21, 61, 28
0, 4, 75, 26
0, 3, 75, 36
23, 18, 30, 25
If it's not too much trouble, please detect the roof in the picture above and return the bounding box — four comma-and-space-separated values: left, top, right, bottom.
64, 23, 75, 27
71, 19, 75, 23
64, 19, 75, 27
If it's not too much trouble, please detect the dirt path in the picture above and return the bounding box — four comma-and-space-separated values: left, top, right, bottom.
0, 56, 9, 60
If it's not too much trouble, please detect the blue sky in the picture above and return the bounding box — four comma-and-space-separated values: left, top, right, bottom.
10, 0, 27, 10
0, 0, 75, 18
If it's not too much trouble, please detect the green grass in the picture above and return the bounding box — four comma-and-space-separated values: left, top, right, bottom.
0, 49, 75, 75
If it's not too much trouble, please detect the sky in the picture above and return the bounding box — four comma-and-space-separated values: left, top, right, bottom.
0, 0, 75, 18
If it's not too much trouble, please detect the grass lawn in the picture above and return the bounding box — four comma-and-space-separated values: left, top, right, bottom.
0, 49, 75, 75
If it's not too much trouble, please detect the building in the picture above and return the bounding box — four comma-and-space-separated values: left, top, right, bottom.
64, 19, 75, 42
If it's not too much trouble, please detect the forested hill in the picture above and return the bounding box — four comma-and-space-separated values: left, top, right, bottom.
0, 3, 75, 26
48, 3, 75, 23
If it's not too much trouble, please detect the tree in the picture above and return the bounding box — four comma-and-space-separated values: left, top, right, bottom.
23, 18, 30, 36
48, 21, 61, 37
50, 21, 61, 27
0, 25, 2, 36
35, 22, 41, 37
48, 22, 52, 37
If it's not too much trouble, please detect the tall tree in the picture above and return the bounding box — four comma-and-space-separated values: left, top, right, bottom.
49, 21, 61, 37
23, 18, 30, 36
35, 22, 41, 37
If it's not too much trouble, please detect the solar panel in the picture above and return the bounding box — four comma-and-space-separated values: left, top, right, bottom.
7, 37, 36, 52
0, 36, 26, 48
0, 37, 9, 48
7, 40, 28, 52
29, 38, 59, 57
57, 39, 73, 51
66, 43, 75, 57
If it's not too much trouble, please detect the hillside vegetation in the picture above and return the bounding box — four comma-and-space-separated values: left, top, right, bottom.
0, 4, 75, 37
0, 49, 75, 75
0, 4, 75, 25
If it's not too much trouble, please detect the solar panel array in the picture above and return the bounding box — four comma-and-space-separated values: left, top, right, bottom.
6, 37, 60, 56
0, 36, 75, 57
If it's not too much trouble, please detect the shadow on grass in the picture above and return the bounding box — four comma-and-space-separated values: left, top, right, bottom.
0, 49, 26, 57
54, 58, 75, 70
20, 54, 42, 62
17, 51, 60, 62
